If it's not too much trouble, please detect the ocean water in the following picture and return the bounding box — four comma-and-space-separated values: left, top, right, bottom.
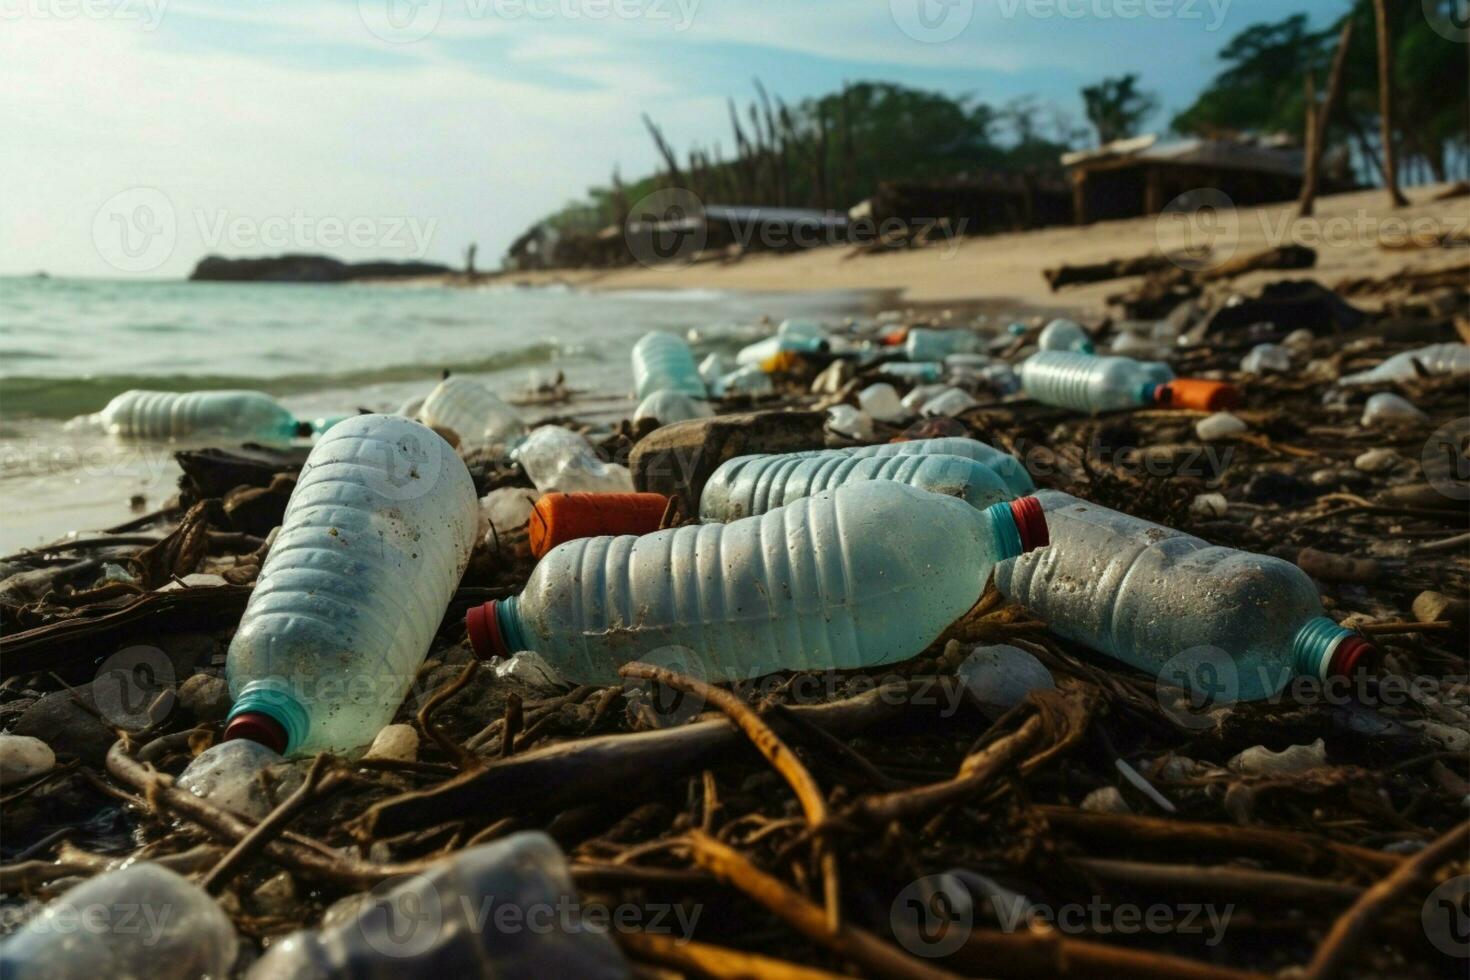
0, 277, 865, 552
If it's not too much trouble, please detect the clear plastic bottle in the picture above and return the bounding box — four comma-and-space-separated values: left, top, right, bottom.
904, 328, 980, 361
0, 863, 238, 980
632, 331, 707, 400
98, 389, 308, 444
1337, 342, 1470, 386
224, 415, 479, 755
466, 481, 1047, 683
697, 352, 731, 388
993, 491, 1375, 700
735, 335, 828, 367
795, 436, 1035, 496
1037, 318, 1096, 354
419, 376, 527, 449
715, 365, 774, 397
1020, 351, 1175, 413
777, 317, 827, 341
513, 425, 634, 494
634, 390, 713, 426
248, 832, 627, 980
881, 362, 945, 383
699, 452, 1013, 522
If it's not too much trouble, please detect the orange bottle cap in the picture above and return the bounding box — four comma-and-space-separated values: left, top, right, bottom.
529, 492, 670, 558
1160, 378, 1242, 412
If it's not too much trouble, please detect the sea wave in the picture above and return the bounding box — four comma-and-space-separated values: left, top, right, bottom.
1, 344, 563, 419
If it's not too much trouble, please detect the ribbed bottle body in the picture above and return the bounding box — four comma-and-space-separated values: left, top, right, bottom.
700, 452, 1012, 521
514, 481, 1000, 684
994, 491, 1327, 699
904, 328, 978, 361
795, 437, 1034, 496
1020, 351, 1173, 413
226, 415, 478, 753
632, 332, 707, 399
419, 376, 526, 447
100, 389, 298, 443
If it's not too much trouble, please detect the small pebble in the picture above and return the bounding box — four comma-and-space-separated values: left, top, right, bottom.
178, 673, 231, 722
1195, 412, 1247, 441
363, 724, 419, 763
956, 644, 1054, 716
1080, 786, 1131, 813
1354, 448, 1399, 473
1360, 392, 1426, 427
1190, 493, 1228, 518
0, 734, 55, 786
1228, 738, 1327, 775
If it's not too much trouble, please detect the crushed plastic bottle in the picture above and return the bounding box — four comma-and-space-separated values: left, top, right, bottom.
97, 389, 311, 444
248, 832, 628, 979
1037, 318, 1096, 354
1360, 392, 1427, 426
467, 481, 1047, 683
735, 334, 828, 367
481, 486, 541, 533
857, 382, 906, 422
0, 862, 238, 980
826, 404, 875, 441
795, 436, 1034, 496
1337, 342, 1470, 386
419, 376, 527, 449
1240, 343, 1291, 375
904, 328, 980, 361
632, 331, 707, 400
699, 451, 1014, 522
993, 491, 1376, 701
634, 390, 713, 426
224, 415, 479, 755
901, 383, 949, 413
920, 387, 980, 418
177, 737, 287, 819
1020, 351, 1174, 414
513, 426, 635, 494
716, 366, 775, 397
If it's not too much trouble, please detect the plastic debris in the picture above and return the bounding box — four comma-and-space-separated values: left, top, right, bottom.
956, 644, 1054, 717
514, 425, 636, 495
1360, 391, 1427, 426
1239, 343, 1291, 374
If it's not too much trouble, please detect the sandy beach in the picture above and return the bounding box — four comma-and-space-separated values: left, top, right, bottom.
490, 185, 1468, 314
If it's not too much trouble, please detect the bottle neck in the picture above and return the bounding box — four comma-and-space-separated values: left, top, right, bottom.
983, 497, 1048, 560
1291, 617, 1376, 681
466, 597, 531, 660
225, 680, 310, 755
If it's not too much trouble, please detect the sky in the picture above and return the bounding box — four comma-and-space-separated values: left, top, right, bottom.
0, 0, 1339, 279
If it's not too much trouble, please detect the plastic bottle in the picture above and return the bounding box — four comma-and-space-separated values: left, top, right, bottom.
993, 491, 1375, 700
697, 352, 731, 388
920, 388, 980, 418
0, 862, 237, 980
735, 335, 828, 368
467, 481, 1047, 683
634, 390, 713, 426
904, 328, 980, 361
716, 366, 774, 397
881, 362, 945, 383
1037, 318, 1096, 354
795, 436, 1035, 496
530, 492, 669, 558
699, 452, 1014, 522
1337, 342, 1470, 386
513, 426, 635, 494
98, 389, 309, 444
632, 331, 707, 400
224, 415, 479, 755
777, 318, 827, 341
1020, 351, 1175, 413
419, 376, 527, 448
247, 832, 628, 980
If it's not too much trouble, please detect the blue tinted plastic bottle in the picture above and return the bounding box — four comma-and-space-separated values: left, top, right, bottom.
700, 452, 1012, 521
99, 389, 307, 444
1037, 318, 1096, 354
632, 331, 707, 400
468, 481, 1047, 683
993, 491, 1375, 700
793, 437, 1034, 496
224, 415, 479, 754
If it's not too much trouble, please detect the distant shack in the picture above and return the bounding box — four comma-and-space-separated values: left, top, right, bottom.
1062, 135, 1308, 224
848, 172, 1071, 239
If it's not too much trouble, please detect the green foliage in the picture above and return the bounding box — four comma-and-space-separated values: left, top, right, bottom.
1081, 74, 1160, 144
1171, 14, 1330, 138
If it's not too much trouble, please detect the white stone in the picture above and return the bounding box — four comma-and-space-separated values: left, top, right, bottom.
1228, 738, 1328, 775
1190, 493, 1228, 518
1080, 786, 1131, 813
957, 644, 1054, 717
1354, 448, 1400, 473
0, 735, 55, 786
362, 724, 419, 763
1240, 343, 1291, 375
1195, 412, 1247, 441
1360, 392, 1427, 427
857, 383, 905, 422
826, 404, 874, 441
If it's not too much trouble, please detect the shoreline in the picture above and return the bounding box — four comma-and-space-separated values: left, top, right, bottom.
406, 184, 1466, 316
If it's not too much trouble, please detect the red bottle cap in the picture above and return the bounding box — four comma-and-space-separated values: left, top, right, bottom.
223, 712, 288, 755
466, 600, 509, 661
1008, 496, 1049, 552
1328, 635, 1378, 677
